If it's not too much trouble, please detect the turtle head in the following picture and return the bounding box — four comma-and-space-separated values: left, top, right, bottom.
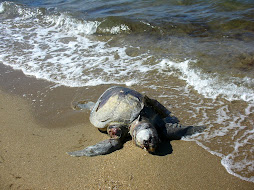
107, 123, 128, 139
130, 119, 159, 153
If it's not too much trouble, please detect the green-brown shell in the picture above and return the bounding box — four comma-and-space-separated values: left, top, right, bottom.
89, 86, 144, 129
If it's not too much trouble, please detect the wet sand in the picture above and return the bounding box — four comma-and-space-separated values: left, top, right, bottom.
0, 90, 253, 189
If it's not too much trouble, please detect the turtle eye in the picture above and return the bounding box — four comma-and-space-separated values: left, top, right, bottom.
108, 125, 115, 129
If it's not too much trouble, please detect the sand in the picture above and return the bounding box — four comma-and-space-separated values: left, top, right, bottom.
0, 90, 253, 190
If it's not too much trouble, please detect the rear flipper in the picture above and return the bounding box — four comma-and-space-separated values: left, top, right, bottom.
67, 139, 122, 157
164, 123, 206, 140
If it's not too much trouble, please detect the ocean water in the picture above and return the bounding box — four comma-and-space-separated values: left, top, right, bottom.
0, 0, 254, 182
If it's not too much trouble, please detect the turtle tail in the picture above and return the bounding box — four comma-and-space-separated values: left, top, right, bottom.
67, 139, 123, 157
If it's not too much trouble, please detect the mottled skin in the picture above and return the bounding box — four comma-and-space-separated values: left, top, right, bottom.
68, 86, 205, 157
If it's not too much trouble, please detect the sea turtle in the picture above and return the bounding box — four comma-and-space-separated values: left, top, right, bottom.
68, 86, 205, 157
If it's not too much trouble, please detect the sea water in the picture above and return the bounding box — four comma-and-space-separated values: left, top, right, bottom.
0, 0, 253, 182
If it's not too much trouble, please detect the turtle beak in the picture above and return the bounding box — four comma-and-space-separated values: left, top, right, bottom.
147, 147, 156, 152
143, 146, 155, 153
143, 141, 156, 152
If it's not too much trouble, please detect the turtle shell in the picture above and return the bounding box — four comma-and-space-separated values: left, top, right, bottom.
90, 86, 145, 129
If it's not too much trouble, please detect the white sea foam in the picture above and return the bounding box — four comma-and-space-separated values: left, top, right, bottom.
159, 59, 254, 103
173, 57, 254, 182
0, 2, 4, 13
101, 24, 130, 34
2, 1, 252, 104
160, 60, 254, 183
44, 13, 100, 35
183, 98, 254, 183
194, 139, 254, 182
0, 2, 151, 87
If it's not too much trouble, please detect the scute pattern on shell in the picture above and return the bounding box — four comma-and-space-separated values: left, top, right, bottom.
89, 86, 144, 129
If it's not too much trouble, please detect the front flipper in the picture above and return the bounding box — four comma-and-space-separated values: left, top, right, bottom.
67, 139, 122, 157
72, 101, 95, 111
163, 123, 206, 140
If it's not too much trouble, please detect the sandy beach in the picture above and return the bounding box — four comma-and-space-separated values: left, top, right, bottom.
1, 0, 254, 188
0, 89, 253, 190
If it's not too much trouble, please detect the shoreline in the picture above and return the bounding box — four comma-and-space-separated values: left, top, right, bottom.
0, 89, 253, 189
1, 0, 254, 187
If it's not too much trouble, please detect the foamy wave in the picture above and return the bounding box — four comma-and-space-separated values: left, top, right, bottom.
0, 1, 130, 36
99, 24, 130, 34
161, 58, 254, 182
191, 139, 254, 183
159, 59, 254, 103
1, 1, 253, 102
0, 2, 5, 13
0, 2, 151, 87
44, 13, 100, 35
185, 125, 254, 183
183, 98, 254, 183
0, 1, 100, 35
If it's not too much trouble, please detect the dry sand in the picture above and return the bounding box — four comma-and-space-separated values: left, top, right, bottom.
0, 90, 254, 190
